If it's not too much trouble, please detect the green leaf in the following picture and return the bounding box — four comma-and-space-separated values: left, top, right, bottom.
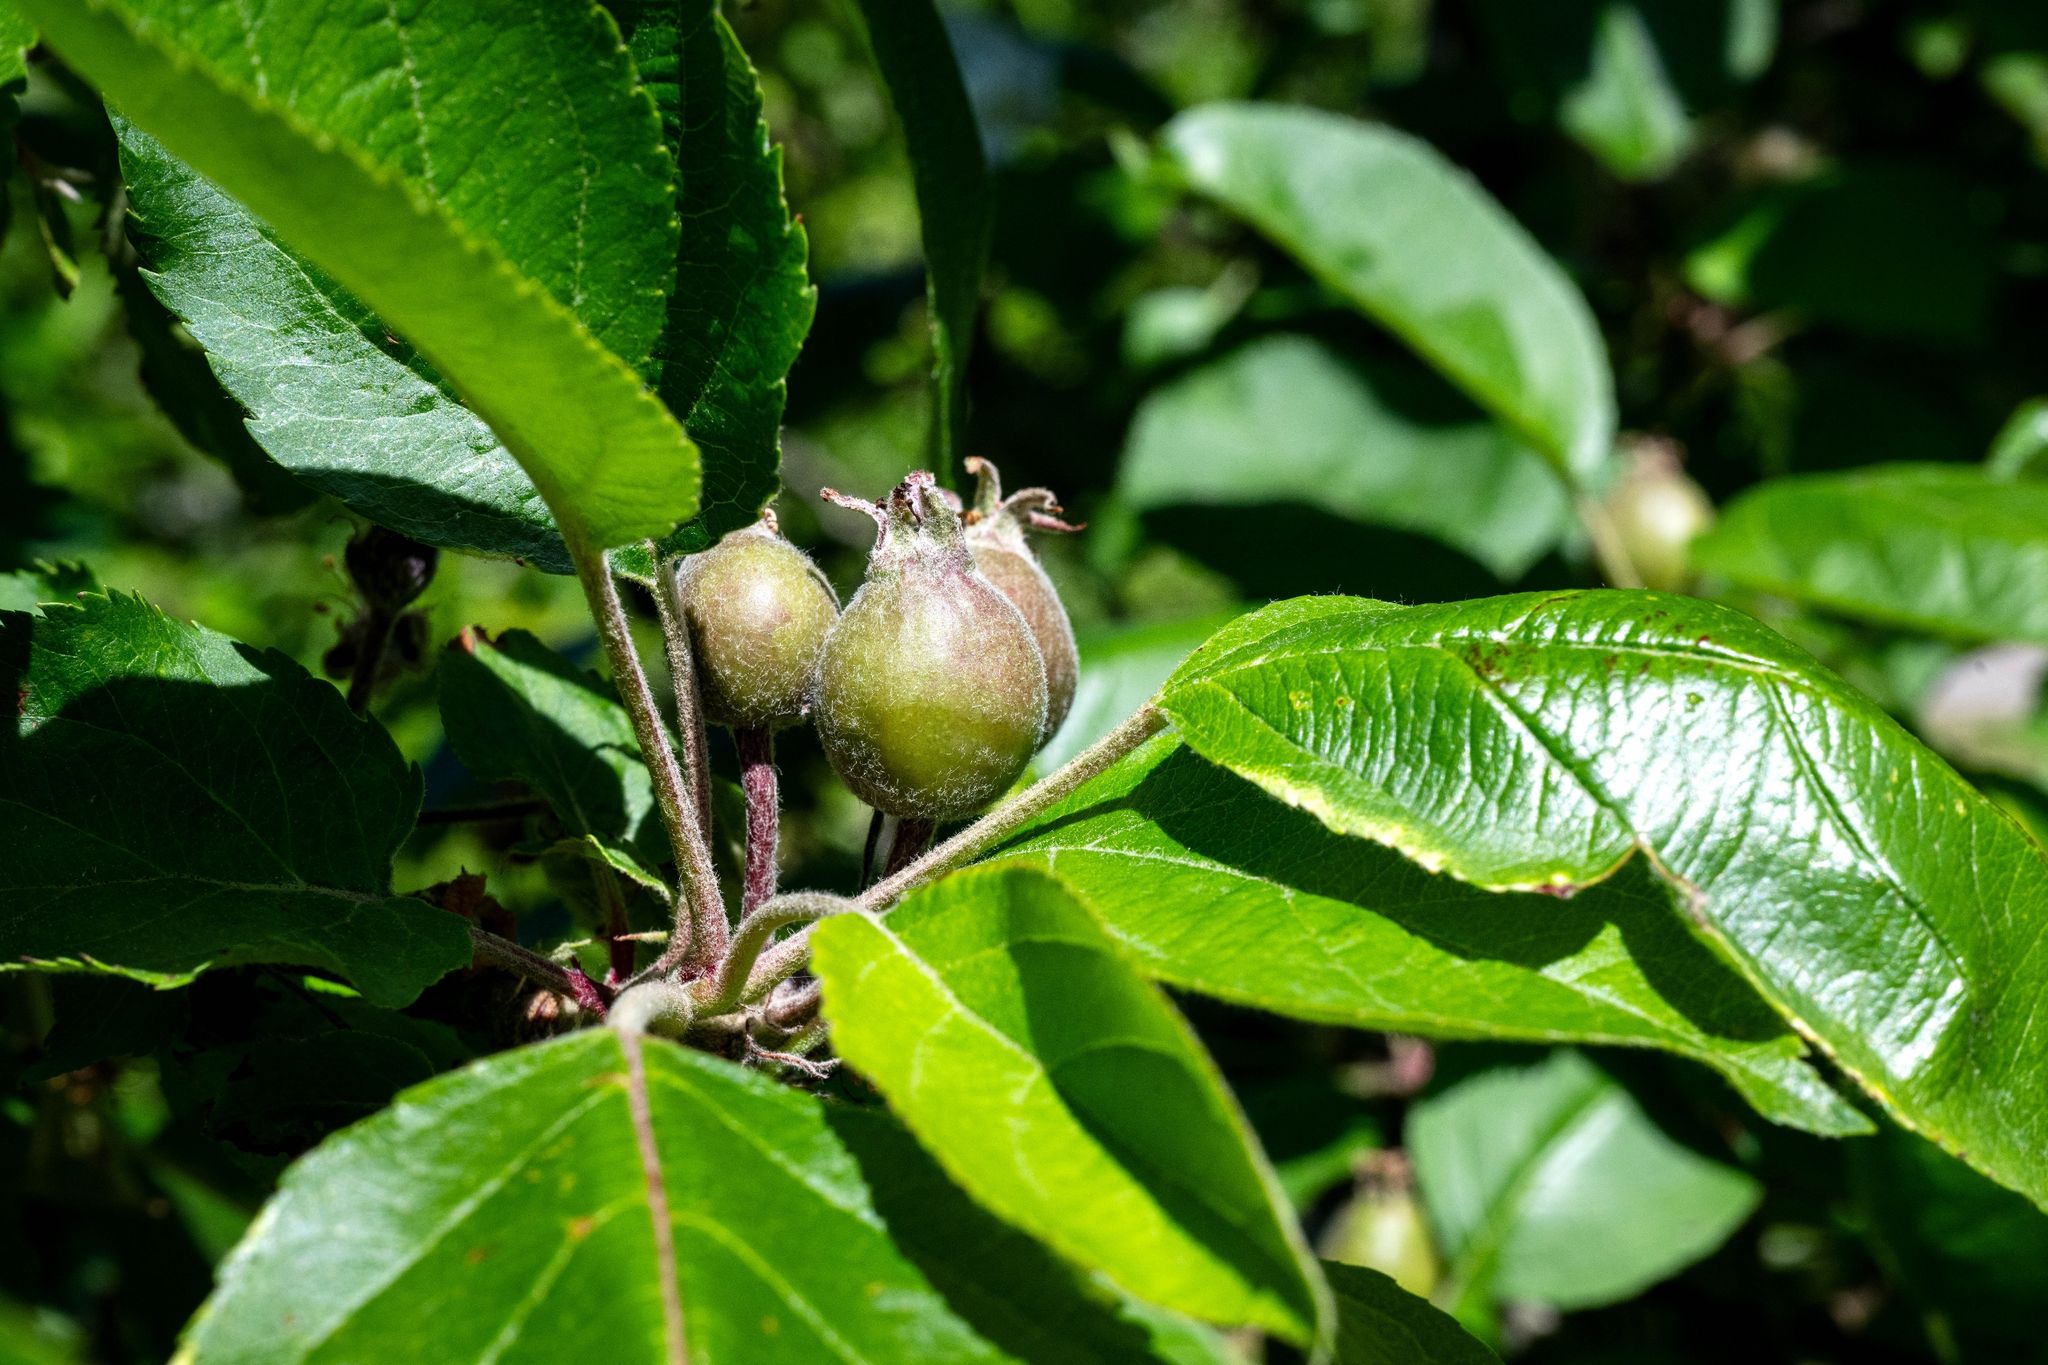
1323, 1262, 1501, 1365
37, 0, 698, 556
997, 734, 1864, 1137
1119, 336, 1571, 581
1157, 591, 2048, 1209
437, 630, 667, 883
1477, 0, 1776, 183
111, 258, 314, 514
1408, 1050, 1760, 1316
811, 863, 1331, 1347
608, 0, 815, 572
1557, 4, 1693, 180
1161, 103, 1616, 488
1692, 465, 2048, 646
1851, 1120, 2048, 1361
0, 593, 468, 1006
184, 1029, 1223, 1364
1987, 397, 2048, 481
0, 0, 32, 120
849, 0, 991, 478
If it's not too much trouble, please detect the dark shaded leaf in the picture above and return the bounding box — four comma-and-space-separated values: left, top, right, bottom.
0, 592, 468, 1006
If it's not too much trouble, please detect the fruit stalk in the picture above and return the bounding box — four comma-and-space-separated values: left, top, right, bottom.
737, 726, 779, 914
735, 703, 1170, 1003
652, 547, 716, 840
563, 526, 727, 972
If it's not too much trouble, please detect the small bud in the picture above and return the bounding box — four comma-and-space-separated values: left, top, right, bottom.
673, 513, 841, 731
343, 525, 439, 612
815, 473, 1049, 821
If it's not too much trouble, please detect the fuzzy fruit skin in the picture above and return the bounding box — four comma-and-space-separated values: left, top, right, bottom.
676, 524, 839, 730
816, 476, 1048, 821
971, 542, 1077, 741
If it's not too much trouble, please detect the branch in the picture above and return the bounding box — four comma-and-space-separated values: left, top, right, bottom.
563, 527, 728, 971
651, 549, 714, 838
697, 893, 855, 1015
469, 924, 582, 997
342, 607, 395, 713
735, 704, 1170, 1003
737, 727, 779, 914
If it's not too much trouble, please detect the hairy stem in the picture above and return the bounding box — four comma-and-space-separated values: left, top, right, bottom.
738, 704, 1169, 1002
469, 924, 585, 999
342, 607, 395, 714
764, 978, 822, 1033
564, 528, 727, 971
863, 704, 1168, 909
651, 550, 714, 839
698, 893, 855, 1015
737, 727, 779, 914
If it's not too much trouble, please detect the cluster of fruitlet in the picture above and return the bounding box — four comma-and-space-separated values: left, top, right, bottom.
673, 460, 1078, 878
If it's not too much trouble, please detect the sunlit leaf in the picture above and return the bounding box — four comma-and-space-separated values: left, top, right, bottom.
36, 0, 698, 556
1693, 465, 2048, 645
1158, 591, 2048, 1209
997, 734, 1864, 1136
812, 863, 1332, 1346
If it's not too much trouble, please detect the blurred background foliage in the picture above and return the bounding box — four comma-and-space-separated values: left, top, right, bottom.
5, 0, 2048, 1360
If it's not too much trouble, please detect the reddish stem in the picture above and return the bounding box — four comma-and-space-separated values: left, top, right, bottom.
883, 817, 935, 877
566, 964, 613, 1017
737, 727, 779, 915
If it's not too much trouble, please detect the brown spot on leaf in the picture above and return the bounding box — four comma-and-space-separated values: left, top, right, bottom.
465, 1246, 489, 1265
567, 1216, 597, 1242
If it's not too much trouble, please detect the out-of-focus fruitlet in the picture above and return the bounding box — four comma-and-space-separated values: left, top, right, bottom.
960, 455, 1082, 742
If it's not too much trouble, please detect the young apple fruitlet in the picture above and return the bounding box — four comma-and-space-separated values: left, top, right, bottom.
959, 456, 1082, 742
674, 513, 840, 731
1604, 439, 1716, 592
815, 472, 1050, 821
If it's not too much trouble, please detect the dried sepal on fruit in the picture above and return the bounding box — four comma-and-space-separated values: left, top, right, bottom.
814, 472, 1049, 822
958, 456, 1082, 742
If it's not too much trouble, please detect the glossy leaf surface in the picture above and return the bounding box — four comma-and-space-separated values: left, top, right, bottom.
812, 864, 1330, 1346
1120, 336, 1570, 580
1159, 591, 2048, 1208
0, 593, 467, 1006
997, 735, 1862, 1136
184, 1029, 1216, 1364
609, 0, 815, 572
42, 0, 697, 556
850, 0, 990, 477
1161, 103, 1615, 487
438, 630, 667, 884
1409, 1050, 1760, 1314
1692, 465, 2048, 645
1323, 1262, 1501, 1365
